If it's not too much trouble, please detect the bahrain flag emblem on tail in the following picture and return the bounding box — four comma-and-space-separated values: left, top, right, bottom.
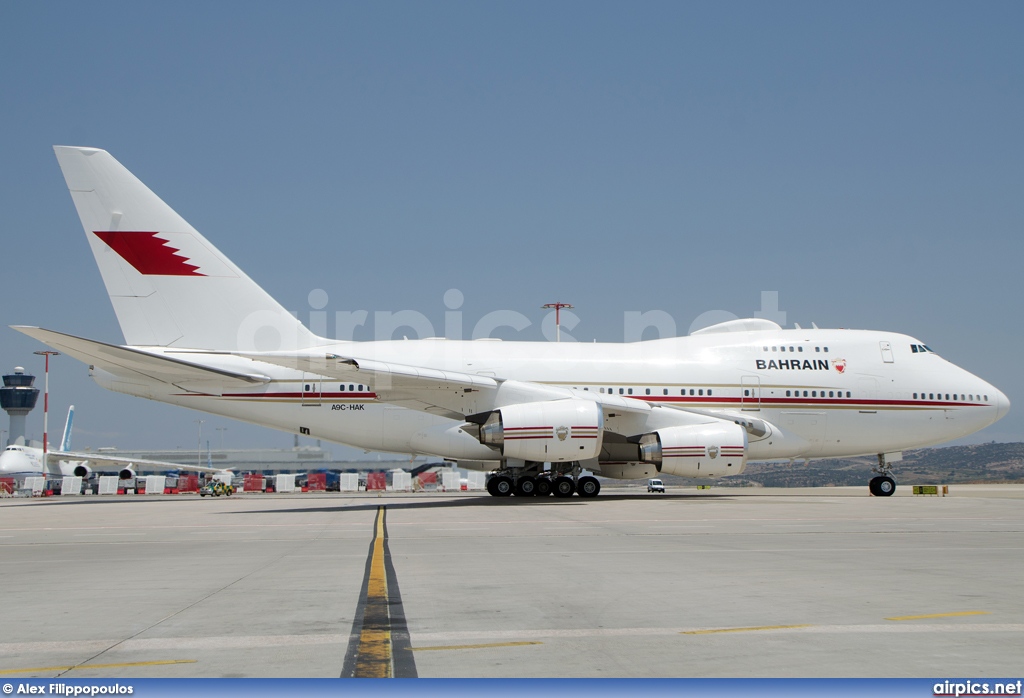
94, 231, 204, 276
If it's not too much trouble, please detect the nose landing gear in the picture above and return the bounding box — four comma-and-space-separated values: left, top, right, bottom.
869, 454, 897, 496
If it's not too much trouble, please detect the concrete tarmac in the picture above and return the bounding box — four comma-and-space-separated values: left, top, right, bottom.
1, 485, 1022, 678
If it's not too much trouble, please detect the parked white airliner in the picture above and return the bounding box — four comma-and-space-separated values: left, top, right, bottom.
0, 404, 232, 482
12, 147, 1009, 497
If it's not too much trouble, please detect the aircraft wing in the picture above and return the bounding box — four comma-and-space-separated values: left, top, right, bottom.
12, 327, 271, 392
236, 350, 653, 421
55, 450, 231, 476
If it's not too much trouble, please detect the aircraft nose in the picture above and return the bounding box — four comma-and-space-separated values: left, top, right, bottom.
995, 389, 1010, 422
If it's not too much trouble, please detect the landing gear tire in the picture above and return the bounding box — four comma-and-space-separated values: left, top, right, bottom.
553, 476, 575, 498
577, 475, 600, 498
491, 475, 514, 497
876, 476, 895, 496
486, 476, 499, 496
869, 476, 896, 497
535, 478, 552, 497
515, 476, 537, 497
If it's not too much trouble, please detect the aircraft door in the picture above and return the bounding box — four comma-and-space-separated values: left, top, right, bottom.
741, 376, 761, 411
302, 374, 322, 406
879, 341, 894, 363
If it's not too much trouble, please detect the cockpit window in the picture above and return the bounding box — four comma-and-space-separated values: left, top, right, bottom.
911, 344, 934, 354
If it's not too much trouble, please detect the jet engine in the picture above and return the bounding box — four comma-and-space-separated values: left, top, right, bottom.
477, 399, 603, 462
118, 467, 136, 481
638, 422, 747, 478
72, 463, 92, 478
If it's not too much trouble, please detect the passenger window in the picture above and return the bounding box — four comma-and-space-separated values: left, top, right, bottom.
829, 391, 834, 397
690, 389, 695, 395
824, 347, 829, 353
645, 388, 650, 395
699, 389, 704, 396
803, 391, 808, 397
744, 389, 749, 396
798, 346, 803, 352
628, 388, 633, 395
663, 389, 668, 395
707, 390, 712, 396
846, 392, 851, 397
815, 347, 820, 352
619, 388, 624, 395
786, 390, 791, 397
913, 393, 917, 399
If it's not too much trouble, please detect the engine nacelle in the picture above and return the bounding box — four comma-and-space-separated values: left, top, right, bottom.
638, 422, 747, 478
118, 467, 136, 481
72, 463, 92, 478
478, 399, 604, 462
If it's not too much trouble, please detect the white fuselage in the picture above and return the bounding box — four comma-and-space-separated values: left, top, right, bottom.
89, 328, 1008, 471
0, 445, 77, 479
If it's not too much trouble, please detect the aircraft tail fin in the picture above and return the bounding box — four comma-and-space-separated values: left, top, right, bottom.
52, 146, 319, 351
60, 405, 74, 452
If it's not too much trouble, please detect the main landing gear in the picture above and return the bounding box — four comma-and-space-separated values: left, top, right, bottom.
486, 463, 601, 499
869, 454, 897, 497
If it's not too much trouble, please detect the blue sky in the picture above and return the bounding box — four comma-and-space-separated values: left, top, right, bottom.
1, 1, 1021, 453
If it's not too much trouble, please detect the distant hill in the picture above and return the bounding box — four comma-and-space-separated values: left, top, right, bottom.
625, 442, 1024, 488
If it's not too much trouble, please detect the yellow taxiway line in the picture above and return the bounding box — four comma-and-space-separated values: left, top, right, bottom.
352, 506, 392, 678
681, 624, 813, 635
413, 641, 543, 652
885, 611, 990, 621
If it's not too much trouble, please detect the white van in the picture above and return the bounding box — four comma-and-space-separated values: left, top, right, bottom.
647, 478, 665, 493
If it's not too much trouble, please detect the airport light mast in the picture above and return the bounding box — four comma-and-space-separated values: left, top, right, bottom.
194, 419, 205, 471
541, 302, 574, 343
33, 351, 59, 475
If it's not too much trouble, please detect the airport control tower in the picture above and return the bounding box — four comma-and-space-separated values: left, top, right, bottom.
1, 367, 39, 446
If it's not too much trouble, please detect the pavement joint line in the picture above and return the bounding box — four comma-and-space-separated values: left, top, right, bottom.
5, 624, 1024, 657
885, 611, 990, 621
413, 641, 543, 652
681, 624, 814, 635
48, 522, 331, 678
0, 659, 196, 675
341, 506, 417, 678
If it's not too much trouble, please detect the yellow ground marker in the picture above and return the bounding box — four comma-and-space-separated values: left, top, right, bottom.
0, 659, 196, 675
353, 506, 392, 678
885, 611, 990, 621
682, 624, 813, 635
413, 641, 543, 652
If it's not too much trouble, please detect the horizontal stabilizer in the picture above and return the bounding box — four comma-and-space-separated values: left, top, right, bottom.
12, 326, 270, 389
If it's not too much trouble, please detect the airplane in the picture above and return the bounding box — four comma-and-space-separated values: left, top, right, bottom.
11, 146, 1010, 498
0, 404, 234, 484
